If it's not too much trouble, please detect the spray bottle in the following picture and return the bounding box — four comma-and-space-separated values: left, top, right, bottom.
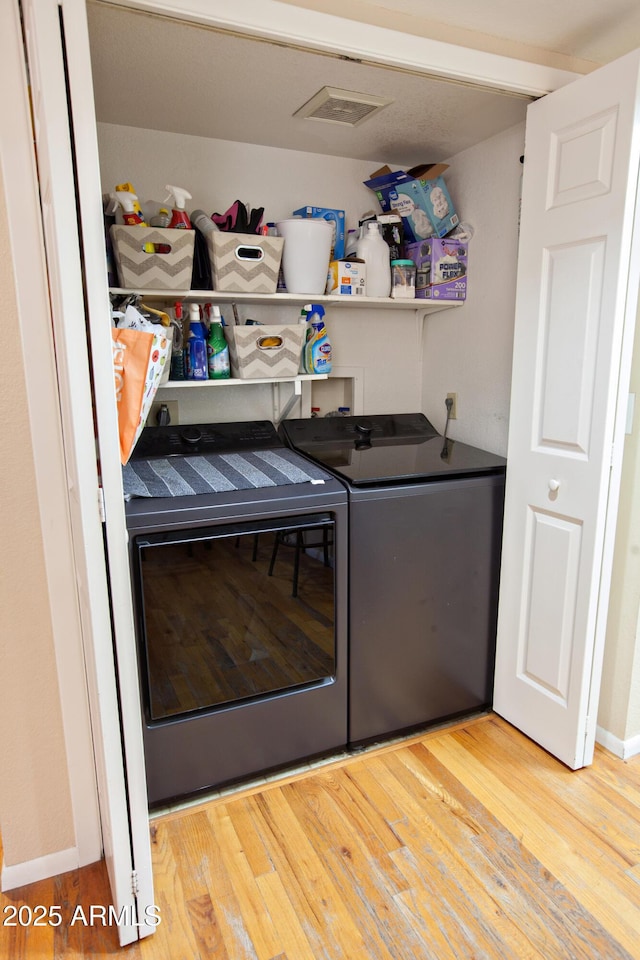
207, 306, 230, 379
110, 191, 148, 226
169, 301, 186, 381
186, 303, 208, 380
115, 182, 147, 220
298, 303, 311, 373
165, 185, 192, 229
304, 304, 332, 376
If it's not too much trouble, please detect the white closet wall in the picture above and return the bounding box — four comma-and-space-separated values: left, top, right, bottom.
423, 123, 525, 454
98, 123, 430, 420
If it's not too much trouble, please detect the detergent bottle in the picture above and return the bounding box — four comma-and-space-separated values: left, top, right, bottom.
207, 306, 230, 379
165, 185, 192, 229
304, 304, 332, 376
298, 303, 311, 373
114, 183, 147, 223
186, 303, 208, 380
356, 220, 391, 297
169, 301, 186, 381
110, 191, 147, 226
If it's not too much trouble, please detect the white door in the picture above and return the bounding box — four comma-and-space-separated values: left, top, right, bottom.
20, 0, 154, 944
494, 49, 640, 768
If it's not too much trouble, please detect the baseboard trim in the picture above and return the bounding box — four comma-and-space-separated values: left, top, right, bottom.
596, 726, 640, 760
1, 846, 79, 892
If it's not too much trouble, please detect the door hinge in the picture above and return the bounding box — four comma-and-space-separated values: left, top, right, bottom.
131, 870, 139, 897
98, 486, 106, 523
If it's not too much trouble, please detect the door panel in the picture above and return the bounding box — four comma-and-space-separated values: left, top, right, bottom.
537, 241, 604, 452
521, 508, 582, 700
20, 0, 154, 944
494, 49, 640, 768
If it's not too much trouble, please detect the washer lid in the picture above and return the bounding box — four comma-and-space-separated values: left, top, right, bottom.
281, 413, 506, 485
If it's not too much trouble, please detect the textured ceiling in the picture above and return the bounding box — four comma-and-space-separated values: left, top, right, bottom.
87, 1, 640, 166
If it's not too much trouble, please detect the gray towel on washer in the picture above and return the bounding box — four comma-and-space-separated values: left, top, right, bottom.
122, 448, 327, 498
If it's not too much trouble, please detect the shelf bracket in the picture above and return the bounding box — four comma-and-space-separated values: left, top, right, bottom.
273, 380, 302, 425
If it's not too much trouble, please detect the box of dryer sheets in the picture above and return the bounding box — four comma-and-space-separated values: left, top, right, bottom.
326, 258, 366, 295
292, 206, 346, 260
364, 163, 459, 242
405, 237, 468, 300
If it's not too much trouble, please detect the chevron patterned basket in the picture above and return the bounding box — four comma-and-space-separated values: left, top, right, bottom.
208, 232, 284, 294
110, 225, 195, 290
225, 325, 305, 379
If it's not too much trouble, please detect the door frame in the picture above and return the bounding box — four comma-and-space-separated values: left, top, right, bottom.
110, 0, 579, 96
8, 0, 594, 924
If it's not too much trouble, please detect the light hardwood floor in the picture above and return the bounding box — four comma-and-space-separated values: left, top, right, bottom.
2, 713, 640, 958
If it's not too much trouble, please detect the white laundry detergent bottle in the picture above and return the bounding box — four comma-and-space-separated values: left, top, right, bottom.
356, 220, 391, 297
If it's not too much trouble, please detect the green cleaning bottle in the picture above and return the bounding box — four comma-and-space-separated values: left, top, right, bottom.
207, 307, 230, 379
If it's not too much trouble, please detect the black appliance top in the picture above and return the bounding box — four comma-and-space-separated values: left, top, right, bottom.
280, 413, 507, 486
130, 420, 281, 460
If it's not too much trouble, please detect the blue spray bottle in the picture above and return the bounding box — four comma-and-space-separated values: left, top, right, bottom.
304, 304, 332, 375
186, 303, 208, 380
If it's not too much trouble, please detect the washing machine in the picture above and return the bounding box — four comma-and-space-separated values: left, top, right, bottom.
280, 412, 507, 744
123, 420, 349, 805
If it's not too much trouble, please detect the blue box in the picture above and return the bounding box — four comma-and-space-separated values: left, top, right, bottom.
364, 166, 458, 242
292, 206, 345, 260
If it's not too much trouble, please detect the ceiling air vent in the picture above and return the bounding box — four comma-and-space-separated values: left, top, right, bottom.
293, 86, 393, 127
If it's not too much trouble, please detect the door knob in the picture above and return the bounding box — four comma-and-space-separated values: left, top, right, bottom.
548, 478, 560, 492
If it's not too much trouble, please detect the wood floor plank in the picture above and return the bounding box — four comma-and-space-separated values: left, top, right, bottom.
225, 798, 275, 879
209, 806, 282, 960
3, 714, 640, 959
185, 893, 230, 960
425, 722, 640, 955
453, 720, 640, 889
0, 878, 56, 960
149, 817, 201, 960
404, 739, 635, 960
374, 751, 548, 960
463, 719, 640, 864
283, 774, 423, 959
249, 786, 370, 958
253, 872, 316, 960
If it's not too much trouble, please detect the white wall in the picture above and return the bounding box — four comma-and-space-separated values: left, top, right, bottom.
598, 297, 640, 753
0, 167, 76, 869
421, 122, 525, 454
98, 123, 428, 422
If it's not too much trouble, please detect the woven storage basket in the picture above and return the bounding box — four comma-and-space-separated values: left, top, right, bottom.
225, 325, 305, 379
207, 232, 283, 294
110, 225, 195, 290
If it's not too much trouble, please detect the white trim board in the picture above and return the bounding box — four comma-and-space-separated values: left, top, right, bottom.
596, 726, 640, 760
109, 0, 579, 97
1, 848, 80, 894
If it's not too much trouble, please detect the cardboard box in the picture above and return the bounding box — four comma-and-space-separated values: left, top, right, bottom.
405, 238, 468, 300
364, 163, 459, 242
225, 324, 306, 379
292, 206, 346, 260
208, 232, 284, 294
110, 225, 195, 290
326, 259, 366, 295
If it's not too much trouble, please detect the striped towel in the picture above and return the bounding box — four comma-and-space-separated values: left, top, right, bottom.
122, 448, 327, 499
